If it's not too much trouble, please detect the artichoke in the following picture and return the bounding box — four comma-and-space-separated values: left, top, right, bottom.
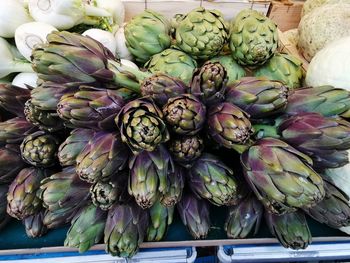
265, 211, 311, 249
207, 102, 253, 149
20, 131, 60, 167
0, 83, 30, 117
147, 201, 174, 242
57, 86, 126, 131
7, 167, 48, 220
65, 204, 107, 253
189, 153, 241, 206
145, 48, 197, 85
0, 144, 27, 183
169, 136, 204, 167
58, 129, 96, 167
24, 99, 64, 132
116, 97, 169, 153
241, 138, 325, 215
38, 167, 91, 229
278, 112, 350, 169
129, 145, 174, 209
285, 86, 350, 118
76, 132, 129, 183
225, 193, 263, 239
0, 117, 36, 144
162, 94, 206, 135
209, 55, 246, 85
160, 165, 185, 207
230, 9, 278, 66
177, 190, 210, 239
140, 73, 188, 106
175, 7, 228, 60
190, 61, 228, 105
23, 210, 47, 238
104, 202, 149, 258
225, 77, 289, 118
254, 53, 304, 89
0, 185, 10, 230
90, 171, 128, 210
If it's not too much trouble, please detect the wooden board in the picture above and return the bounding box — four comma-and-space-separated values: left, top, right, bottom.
268, 0, 303, 32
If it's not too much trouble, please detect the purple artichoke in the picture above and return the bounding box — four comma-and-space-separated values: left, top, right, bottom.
168, 136, 204, 167
0, 84, 30, 117
0, 117, 36, 144
0, 144, 27, 183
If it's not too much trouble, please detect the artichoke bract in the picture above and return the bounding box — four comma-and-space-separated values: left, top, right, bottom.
0, 84, 30, 117
278, 112, 350, 169
160, 165, 185, 207
38, 167, 91, 229
162, 94, 206, 135
124, 10, 171, 63
265, 211, 311, 250
177, 191, 210, 239
23, 210, 47, 238
116, 97, 169, 153
145, 48, 197, 85
58, 129, 96, 167
225, 77, 289, 118
0, 117, 36, 144
20, 131, 60, 167
65, 204, 107, 253
175, 7, 228, 60
190, 61, 228, 105
104, 202, 149, 258
207, 102, 253, 149
129, 145, 174, 209
189, 153, 241, 206
140, 74, 188, 106
254, 53, 304, 89
169, 136, 204, 167
7, 167, 48, 220
147, 201, 174, 242
230, 9, 278, 66
0, 144, 27, 183
285, 86, 350, 118
76, 132, 129, 184
0, 185, 10, 230
209, 55, 246, 85
57, 86, 126, 131
304, 179, 350, 229
241, 138, 325, 215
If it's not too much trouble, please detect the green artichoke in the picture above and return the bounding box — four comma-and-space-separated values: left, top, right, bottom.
209, 55, 246, 85
7, 167, 48, 220
177, 191, 210, 239
104, 202, 149, 258
265, 211, 311, 249
189, 153, 241, 206
65, 204, 107, 253
147, 201, 174, 242
0, 144, 27, 183
162, 94, 206, 135
285, 86, 350, 118
230, 9, 278, 66
140, 73, 188, 106
20, 131, 60, 167
116, 97, 169, 153
0, 185, 10, 230
225, 193, 263, 239
207, 102, 253, 149
90, 171, 128, 210
225, 77, 289, 118
190, 61, 228, 105
254, 53, 304, 89
0, 84, 30, 117
169, 135, 204, 167
145, 48, 197, 85
277, 112, 350, 169
175, 7, 228, 60
38, 167, 91, 229
24, 99, 64, 132
129, 145, 174, 209
160, 165, 185, 207
57, 86, 126, 131
23, 210, 47, 238
76, 132, 129, 183
0, 117, 36, 144
58, 129, 96, 167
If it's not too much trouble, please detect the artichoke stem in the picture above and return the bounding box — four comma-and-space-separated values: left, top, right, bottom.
253, 124, 280, 139
231, 142, 252, 154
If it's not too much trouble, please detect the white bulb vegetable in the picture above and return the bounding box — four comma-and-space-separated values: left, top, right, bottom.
83, 29, 117, 54
95, 0, 125, 31
120, 59, 139, 70
115, 25, 133, 60
12, 73, 38, 89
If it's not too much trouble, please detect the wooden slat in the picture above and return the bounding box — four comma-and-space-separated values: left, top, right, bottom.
268, 0, 303, 32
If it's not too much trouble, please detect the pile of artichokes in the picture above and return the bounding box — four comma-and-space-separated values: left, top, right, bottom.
0, 7, 350, 259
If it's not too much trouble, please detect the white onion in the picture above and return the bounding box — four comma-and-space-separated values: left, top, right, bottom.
115, 25, 133, 60
12, 73, 38, 89
83, 29, 117, 54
